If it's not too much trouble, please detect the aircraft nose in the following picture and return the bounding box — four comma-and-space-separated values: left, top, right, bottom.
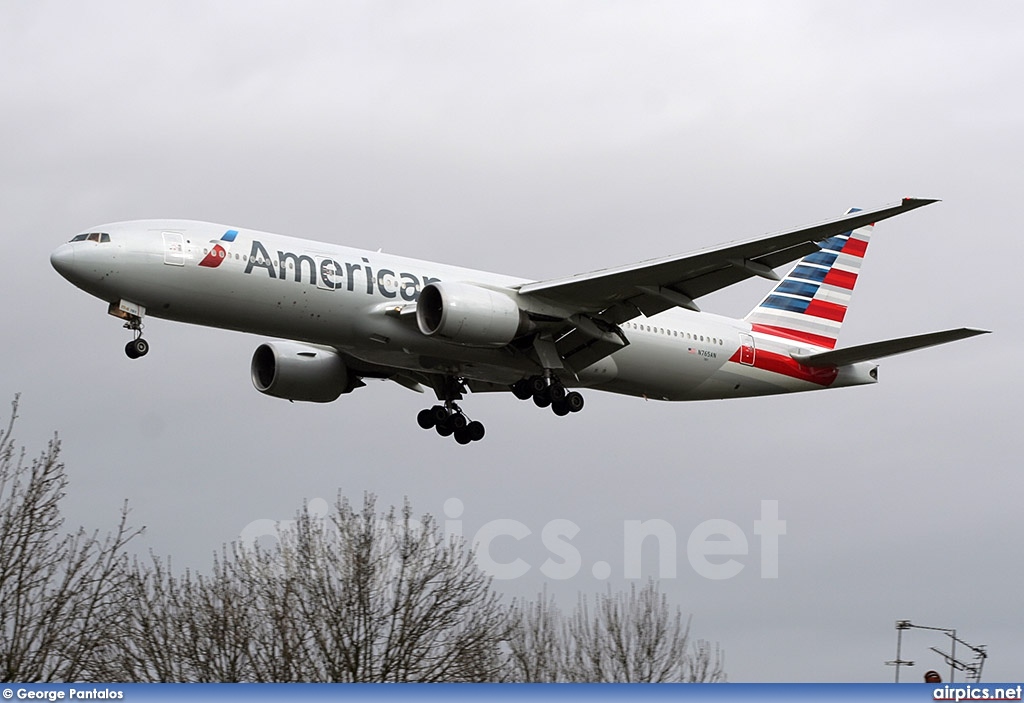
50, 244, 76, 278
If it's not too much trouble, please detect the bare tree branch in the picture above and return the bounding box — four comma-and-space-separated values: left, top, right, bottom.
0, 396, 143, 683
506, 580, 727, 682
1, 398, 725, 684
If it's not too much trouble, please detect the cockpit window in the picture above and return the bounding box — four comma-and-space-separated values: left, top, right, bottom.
69, 232, 110, 243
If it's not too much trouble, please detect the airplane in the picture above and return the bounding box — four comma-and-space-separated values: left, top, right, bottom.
50, 198, 988, 444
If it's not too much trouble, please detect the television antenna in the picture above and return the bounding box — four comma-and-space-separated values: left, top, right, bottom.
886, 620, 987, 683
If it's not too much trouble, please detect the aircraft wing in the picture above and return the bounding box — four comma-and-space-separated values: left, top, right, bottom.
517, 198, 937, 321
791, 328, 990, 368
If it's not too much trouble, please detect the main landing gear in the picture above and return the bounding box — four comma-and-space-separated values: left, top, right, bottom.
123, 314, 149, 359
416, 403, 486, 445
511, 375, 585, 417
416, 376, 486, 445
416, 373, 584, 444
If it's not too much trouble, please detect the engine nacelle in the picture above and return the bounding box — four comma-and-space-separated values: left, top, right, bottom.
250, 342, 351, 402
416, 281, 524, 347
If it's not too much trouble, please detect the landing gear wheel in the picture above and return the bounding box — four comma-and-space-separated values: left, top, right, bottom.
533, 391, 552, 408
454, 428, 473, 445
551, 400, 570, 416
449, 412, 468, 431
549, 383, 567, 402
467, 420, 485, 442
417, 409, 436, 429
566, 391, 585, 413
529, 376, 548, 396
125, 338, 148, 359
511, 380, 533, 400
429, 405, 449, 425
436, 421, 454, 437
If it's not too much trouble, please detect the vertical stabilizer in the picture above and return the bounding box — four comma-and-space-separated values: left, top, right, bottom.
744, 209, 871, 350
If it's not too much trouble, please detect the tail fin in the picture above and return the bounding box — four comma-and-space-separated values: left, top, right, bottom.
744, 208, 871, 350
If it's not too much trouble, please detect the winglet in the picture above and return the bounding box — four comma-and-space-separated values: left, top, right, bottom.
902, 196, 941, 210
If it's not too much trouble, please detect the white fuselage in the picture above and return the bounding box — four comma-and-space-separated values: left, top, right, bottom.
50, 220, 877, 402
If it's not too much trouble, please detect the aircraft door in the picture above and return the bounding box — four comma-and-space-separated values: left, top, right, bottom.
739, 333, 755, 365
162, 232, 185, 266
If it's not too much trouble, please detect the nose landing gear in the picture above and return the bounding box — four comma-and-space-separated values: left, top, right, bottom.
122, 314, 149, 359
125, 337, 149, 359
108, 300, 150, 359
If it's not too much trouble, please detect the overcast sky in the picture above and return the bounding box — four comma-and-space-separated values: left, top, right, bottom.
2, 0, 1021, 683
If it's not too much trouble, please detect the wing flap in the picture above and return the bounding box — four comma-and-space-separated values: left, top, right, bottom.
791, 328, 990, 368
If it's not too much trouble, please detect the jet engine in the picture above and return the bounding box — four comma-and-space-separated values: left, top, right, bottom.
250, 342, 352, 402
416, 281, 525, 347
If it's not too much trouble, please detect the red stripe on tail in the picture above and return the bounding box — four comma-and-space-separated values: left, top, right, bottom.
842, 237, 868, 258
750, 324, 838, 350
728, 348, 840, 385
822, 268, 857, 290
804, 299, 847, 323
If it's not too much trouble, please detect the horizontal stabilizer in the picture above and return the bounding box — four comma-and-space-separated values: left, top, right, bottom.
791, 328, 990, 368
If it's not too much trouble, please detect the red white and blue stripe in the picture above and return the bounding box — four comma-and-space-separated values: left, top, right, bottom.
744, 209, 871, 351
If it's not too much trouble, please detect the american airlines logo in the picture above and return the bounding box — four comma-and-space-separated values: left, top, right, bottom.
198, 229, 238, 268
240, 239, 439, 300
